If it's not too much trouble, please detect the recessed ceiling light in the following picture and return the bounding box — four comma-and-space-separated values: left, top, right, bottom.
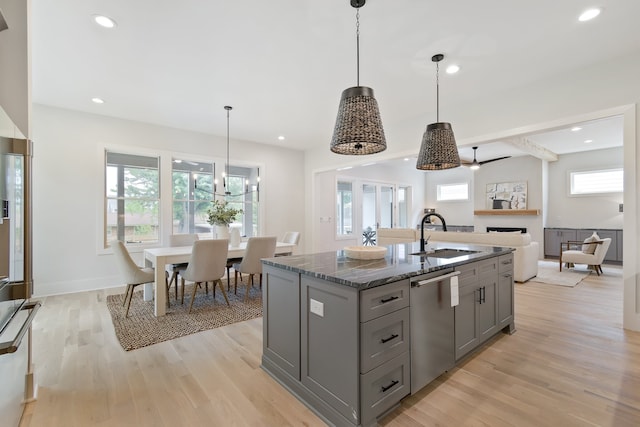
91, 97, 104, 104
362, 162, 377, 167
578, 8, 601, 22
446, 65, 460, 74
584, 139, 593, 143
571, 126, 582, 131
278, 136, 285, 141
93, 15, 117, 28
403, 158, 410, 161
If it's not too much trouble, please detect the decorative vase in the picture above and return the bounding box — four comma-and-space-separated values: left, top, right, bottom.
215, 225, 230, 240
229, 226, 241, 247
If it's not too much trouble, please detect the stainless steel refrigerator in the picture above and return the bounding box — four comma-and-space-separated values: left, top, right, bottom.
0, 135, 38, 427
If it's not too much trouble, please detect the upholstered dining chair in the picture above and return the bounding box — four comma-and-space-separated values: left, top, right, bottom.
281, 231, 300, 245
560, 237, 612, 276
179, 239, 230, 313
166, 233, 199, 303
111, 240, 155, 317
233, 236, 277, 301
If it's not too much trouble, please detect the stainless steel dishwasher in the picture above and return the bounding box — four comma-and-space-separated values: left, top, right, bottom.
410, 268, 460, 394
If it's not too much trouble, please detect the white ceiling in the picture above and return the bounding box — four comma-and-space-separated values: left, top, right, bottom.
31, 0, 640, 154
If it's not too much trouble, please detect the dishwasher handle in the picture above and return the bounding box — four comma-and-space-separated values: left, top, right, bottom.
412, 271, 460, 287
0, 301, 41, 356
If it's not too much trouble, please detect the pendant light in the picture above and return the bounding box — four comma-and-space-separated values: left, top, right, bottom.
330, 0, 386, 155
204, 105, 260, 199
416, 54, 460, 170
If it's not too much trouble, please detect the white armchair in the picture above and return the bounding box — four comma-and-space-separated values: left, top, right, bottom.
560, 237, 612, 275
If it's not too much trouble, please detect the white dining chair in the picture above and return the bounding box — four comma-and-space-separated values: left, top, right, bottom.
179, 239, 230, 313
281, 231, 300, 245
166, 233, 199, 303
233, 236, 277, 301
111, 240, 155, 317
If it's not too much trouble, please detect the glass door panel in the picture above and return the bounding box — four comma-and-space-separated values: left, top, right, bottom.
362, 184, 377, 245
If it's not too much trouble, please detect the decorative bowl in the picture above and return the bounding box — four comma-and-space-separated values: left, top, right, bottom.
343, 246, 388, 260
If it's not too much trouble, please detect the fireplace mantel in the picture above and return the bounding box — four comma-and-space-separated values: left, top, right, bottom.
474, 209, 540, 216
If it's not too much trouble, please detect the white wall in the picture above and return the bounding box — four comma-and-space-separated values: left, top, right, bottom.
31, 104, 305, 296
473, 156, 544, 255
312, 161, 425, 252
424, 167, 474, 227
546, 147, 623, 229
0, 0, 30, 137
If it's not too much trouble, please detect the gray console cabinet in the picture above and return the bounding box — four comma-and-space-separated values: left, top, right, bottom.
544, 228, 577, 257
544, 228, 622, 262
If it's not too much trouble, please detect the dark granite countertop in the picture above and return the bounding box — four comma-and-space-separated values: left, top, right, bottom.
262, 241, 514, 290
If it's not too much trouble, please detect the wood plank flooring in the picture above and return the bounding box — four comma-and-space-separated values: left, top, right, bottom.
20, 265, 640, 427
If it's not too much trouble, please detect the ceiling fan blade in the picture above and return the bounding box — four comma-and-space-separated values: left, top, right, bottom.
479, 156, 511, 165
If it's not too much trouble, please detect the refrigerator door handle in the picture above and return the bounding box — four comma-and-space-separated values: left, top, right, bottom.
0, 301, 40, 356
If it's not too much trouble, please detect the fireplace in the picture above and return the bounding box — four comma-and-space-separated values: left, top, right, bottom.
486, 226, 527, 233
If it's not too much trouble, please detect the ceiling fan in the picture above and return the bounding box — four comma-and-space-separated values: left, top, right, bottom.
461, 146, 511, 170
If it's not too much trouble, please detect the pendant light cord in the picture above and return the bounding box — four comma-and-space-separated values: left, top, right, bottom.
436, 60, 440, 122
356, 7, 360, 87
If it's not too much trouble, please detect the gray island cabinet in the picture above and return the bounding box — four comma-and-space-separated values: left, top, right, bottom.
261, 243, 515, 427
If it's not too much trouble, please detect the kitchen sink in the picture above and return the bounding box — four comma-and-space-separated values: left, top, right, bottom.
410, 248, 481, 258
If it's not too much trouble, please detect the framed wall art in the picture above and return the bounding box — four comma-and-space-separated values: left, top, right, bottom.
486, 181, 527, 210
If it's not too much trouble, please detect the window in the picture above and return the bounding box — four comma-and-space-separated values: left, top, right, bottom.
224, 166, 260, 237
437, 182, 469, 201
106, 152, 160, 245
336, 181, 353, 235
397, 186, 410, 228
172, 158, 213, 235
570, 168, 623, 195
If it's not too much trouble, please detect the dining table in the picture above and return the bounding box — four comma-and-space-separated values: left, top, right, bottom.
143, 241, 296, 316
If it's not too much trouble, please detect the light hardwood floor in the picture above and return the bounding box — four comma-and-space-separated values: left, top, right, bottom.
20, 264, 640, 427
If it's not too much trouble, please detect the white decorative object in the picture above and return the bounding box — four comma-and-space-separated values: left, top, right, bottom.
343, 246, 387, 260
215, 225, 229, 240
229, 225, 242, 247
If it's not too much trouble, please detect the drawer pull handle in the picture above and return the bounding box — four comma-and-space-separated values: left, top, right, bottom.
501, 260, 512, 265
380, 296, 399, 304
381, 380, 399, 393
380, 334, 399, 344
502, 273, 512, 278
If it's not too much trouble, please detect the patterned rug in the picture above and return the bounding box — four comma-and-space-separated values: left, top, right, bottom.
527, 260, 591, 287
106, 283, 262, 351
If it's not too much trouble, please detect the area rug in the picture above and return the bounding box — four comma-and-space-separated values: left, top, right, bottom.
106, 283, 262, 351
527, 261, 591, 287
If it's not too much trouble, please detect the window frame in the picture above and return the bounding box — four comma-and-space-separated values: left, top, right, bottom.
436, 182, 470, 201
568, 167, 623, 196
104, 150, 161, 249
171, 157, 214, 236
336, 179, 354, 239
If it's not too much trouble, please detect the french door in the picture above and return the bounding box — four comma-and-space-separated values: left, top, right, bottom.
361, 183, 394, 245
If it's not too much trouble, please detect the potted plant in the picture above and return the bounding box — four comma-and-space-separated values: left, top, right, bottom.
207, 200, 243, 239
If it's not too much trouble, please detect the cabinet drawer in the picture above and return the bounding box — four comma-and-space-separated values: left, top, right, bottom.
360, 352, 410, 423
457, 263, 478, 288
360, 307, 410, 373
478, 257, 498, 278
360, 280, 409, 323
498, 254, 514, 273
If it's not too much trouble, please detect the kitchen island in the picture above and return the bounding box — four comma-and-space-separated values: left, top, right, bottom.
261, 242, 515, 427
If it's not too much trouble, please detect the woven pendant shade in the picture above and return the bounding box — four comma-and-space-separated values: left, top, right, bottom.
416, 122, 460, 170
331, 86, 386, 155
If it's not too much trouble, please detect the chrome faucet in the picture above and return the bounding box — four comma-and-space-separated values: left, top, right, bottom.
419, 212, 447, 252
